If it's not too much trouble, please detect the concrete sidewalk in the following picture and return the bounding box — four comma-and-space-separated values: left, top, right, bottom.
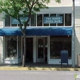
0, 63, 80, 71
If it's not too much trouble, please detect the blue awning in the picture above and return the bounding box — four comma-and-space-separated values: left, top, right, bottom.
0, 27, 72, 36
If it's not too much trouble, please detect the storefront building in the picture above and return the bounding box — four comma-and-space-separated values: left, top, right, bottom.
0, 0, 80, 66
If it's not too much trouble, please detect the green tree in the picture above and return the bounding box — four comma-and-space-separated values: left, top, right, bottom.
0, 0, 60, 67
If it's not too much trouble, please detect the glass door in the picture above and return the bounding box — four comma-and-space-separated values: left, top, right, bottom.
37, 37, 47, 63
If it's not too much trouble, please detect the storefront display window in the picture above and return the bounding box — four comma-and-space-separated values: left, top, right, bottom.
57, 14, 64, 26
37, 14, 42, 26
65, 14, 71, 26
38, 38, 44, 58
5, 36, 17, 58
5, 15, 10, 26
50, 14, 56, 26
5, 13, 71, 27
44, 14, 49, 26
50, 36, 71, 59
31, 15, 36, 26
18, 36, 21, 59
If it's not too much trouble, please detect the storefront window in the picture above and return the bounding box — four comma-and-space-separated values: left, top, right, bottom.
44, 14, 49, 26
5, 13, 72, 27
57, 14, 64, 26
5, 36, 17, 58
38, 38, 44, 58
37, 14, 42, 26
50, 14, 56, 26
50, 36, 71, 59
5, 15, 10, 26
31, 15, 36, 26
11, 16, 30, 27
65, 14, 71, 26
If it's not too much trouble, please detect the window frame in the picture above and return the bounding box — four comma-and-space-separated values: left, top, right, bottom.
5, 13, 72, 27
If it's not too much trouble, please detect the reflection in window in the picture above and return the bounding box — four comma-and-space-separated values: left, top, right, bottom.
44, 14, 49, 26
50, 14, 56, 26
5, 13, 72, 27
31, 15, 36, 26
5, 15, 10, 26
57, 14, 64, 26
65, 14, 71, 26
38, 39, 44, 58
6, 36, 17, 58
37, 14, 42, 26
18, 36, 21, 59
50, 36, 71, 59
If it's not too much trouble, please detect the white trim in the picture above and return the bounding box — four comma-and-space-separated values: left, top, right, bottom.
47, 36, 50, 64
36, 36, 48, 63
36, 14, 37, 27
33, 36, 36, 63
3, 37, 5, 63
17, 36, 18, 60
21, 36, 23, 59
64, 14, 65, 26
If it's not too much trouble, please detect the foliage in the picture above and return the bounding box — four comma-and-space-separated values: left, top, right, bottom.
0, 0, 51, 31
0, 0, 61, 30
55, 0, 61, 3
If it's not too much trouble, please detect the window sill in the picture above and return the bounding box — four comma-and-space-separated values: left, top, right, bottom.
5, 57, 17, 60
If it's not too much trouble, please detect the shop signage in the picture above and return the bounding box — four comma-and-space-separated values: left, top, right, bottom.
44, 17, 62, 24
11, 17, 28, 24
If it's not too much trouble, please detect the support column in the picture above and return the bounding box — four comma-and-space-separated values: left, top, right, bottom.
47, 36, 50, 64
72, 0, 75, 67
33, 36, 37, 63
17, 36, 18, 61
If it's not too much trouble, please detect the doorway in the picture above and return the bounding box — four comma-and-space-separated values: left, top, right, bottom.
26, 38, 33, 62
37, 37, 47, 63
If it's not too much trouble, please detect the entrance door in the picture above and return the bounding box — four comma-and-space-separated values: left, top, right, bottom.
37, 37, 47, 63
26, 38, 33, 62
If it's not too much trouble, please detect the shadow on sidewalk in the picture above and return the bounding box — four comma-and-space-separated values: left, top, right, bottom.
0, 62, 79, 68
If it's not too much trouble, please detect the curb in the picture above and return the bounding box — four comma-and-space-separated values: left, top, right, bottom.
0, 66, 80, 71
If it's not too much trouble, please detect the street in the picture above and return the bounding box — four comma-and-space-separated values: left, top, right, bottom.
0, 70, 80, 80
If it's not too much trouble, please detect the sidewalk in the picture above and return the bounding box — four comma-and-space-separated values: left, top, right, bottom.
0, 63, 80, 71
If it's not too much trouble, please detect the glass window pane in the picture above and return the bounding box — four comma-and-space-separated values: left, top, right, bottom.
11, 15, 30, 27
11, 17, 18, 26
50, 14, 56, 26
50, 36, 71, 59
65, 14, 71, 26
38, 39, 44, 58
5, 15, 10, 27
5, 36, 17, 58
18, 36, 21, 59
31, 15, 36, 26
57, 14, 64, 26
37, 14, 42, 26
44, 14, 49, 26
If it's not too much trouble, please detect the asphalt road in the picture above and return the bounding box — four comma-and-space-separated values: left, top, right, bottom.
0, 70, 80, 80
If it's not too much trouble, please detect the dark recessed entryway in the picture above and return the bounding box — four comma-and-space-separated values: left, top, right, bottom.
26, 38, 33, 63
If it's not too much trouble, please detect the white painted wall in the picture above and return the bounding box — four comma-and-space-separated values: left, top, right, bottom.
74, 7, 80, 65
47, 0, 72, 7
75, 27, 80, 65
47, 36, 50, 64
33, 36, 37, 63
37, 7, 72, 14
4, 58, 18, 64
0, 13, 4, 64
